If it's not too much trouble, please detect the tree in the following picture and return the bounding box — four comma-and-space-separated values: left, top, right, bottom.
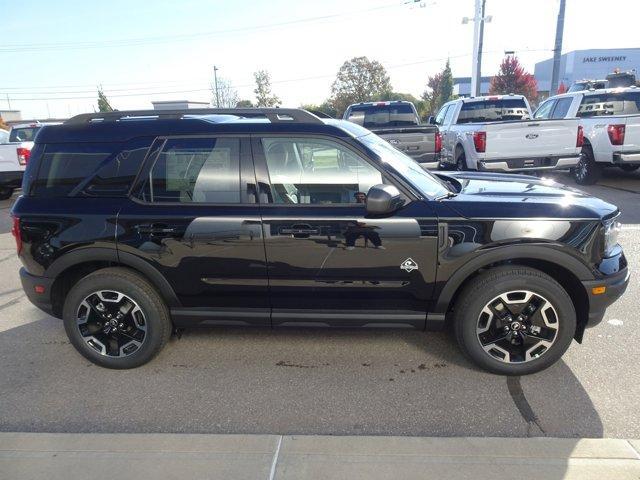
0, 116, 8, 131
557, 82, 567, 94
421, 60, 454, 116
211, 77, 240, 108
253, 70, 281, 107
330, 56, 392, 116
300, 100, 338, 118
97, 87, 113, 112
489, 55, 538, 101
235, 99, 254, 108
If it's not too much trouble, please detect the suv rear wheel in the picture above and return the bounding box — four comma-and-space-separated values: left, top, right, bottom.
62, 267, 172, 369
452, 266, 576, 375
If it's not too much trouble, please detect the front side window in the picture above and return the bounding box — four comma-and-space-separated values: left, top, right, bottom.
434, 105, 449, 126
533, 99, 555, 119
443, 104, 457, 125
577, 92, 640, 117
550, 97, 574, 119
262, 137, 382, 205
143, 137, 241, 203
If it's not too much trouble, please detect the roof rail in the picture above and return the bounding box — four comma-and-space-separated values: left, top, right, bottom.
65, 108, 324, 125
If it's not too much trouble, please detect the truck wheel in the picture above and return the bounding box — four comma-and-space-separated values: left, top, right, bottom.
452, 266, 575, 376
456, 151, 467, 171
62, 267, 172, 369
0, 188, 14, 200
619, 165, 639, 173
573, 146, 601, 185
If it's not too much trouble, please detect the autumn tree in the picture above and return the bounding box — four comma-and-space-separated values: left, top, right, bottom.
330, 56, 392, 116
0, 116, 8, 131
489, 55, 538, 101
557, 82, 567, 94
254, 70, 281, 107
421, 60, 454, 116
97, 87, 114, 112
212, 77, 239, 108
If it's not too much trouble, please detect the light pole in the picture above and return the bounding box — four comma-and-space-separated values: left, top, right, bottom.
213, 66, 220, 108
462, 0, 492, 97
549, 0, 566, 95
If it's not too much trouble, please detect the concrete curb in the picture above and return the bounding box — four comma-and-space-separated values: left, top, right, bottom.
1, 433, 640, 479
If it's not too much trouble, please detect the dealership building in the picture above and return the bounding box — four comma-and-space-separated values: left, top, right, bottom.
452, 48, 639, 99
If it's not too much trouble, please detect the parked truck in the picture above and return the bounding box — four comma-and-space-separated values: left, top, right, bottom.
343, 101, 441, 168
533, 86, 640, 184
434, 94, 582, 173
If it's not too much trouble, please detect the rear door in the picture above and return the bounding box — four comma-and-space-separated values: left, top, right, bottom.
117, 135, 270, 325
252, 134, 437, 328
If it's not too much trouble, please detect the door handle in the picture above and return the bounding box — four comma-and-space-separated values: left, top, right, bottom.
135, 223, 177, 236
280, 223, 320, 238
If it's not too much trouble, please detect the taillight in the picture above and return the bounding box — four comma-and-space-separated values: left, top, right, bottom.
11, 216, 22, 255
434, 130, 442, 154
576, 125, 584, 147
607, 124, 625, 146
473, 131, 486, 153
17, 147, 31, 166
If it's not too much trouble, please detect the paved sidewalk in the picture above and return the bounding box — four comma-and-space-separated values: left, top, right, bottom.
1, 433, 640, 479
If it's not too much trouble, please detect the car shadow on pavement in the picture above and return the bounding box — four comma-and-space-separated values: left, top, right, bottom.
0, 316, 603, 442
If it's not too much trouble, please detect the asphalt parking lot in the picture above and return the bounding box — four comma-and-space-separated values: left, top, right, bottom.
0, 169, 638, 439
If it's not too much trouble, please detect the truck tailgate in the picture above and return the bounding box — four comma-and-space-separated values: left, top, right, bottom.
622, 115, 640, 153
483, 119, 580, 159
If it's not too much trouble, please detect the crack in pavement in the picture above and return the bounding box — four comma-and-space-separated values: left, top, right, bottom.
0, 295, 25, 312
507, 376, 546, 437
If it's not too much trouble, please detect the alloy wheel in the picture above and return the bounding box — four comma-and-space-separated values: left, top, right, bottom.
76, 290, 147, 357
476, 290, 559, 364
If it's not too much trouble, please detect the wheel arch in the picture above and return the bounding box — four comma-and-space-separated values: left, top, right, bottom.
46, 248, 180, 318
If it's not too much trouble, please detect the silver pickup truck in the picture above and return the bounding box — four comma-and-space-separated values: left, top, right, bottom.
343, 101, 440, 168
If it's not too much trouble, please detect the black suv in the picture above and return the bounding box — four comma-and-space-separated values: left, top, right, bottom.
11, 108, 629, 375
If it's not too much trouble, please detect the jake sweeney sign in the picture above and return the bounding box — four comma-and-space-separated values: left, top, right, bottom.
582, 55, 627, 63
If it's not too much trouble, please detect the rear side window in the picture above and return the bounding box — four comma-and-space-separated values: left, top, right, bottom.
550, 97, 573, 119
141, 137, 241, 203
577, 92, 640, 117
346, 104, 418, 128
31, 140, 150, 197
457, 98, 529, 123
9, 127, 41, 142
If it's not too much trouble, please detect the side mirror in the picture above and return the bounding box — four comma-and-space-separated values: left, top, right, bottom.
427, 116, 436, 125
366, 184, 405, 215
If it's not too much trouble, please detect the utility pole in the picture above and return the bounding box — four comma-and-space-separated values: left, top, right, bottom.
6, 94, 11, 110
549, 0, 566, 96
475, 0, 486, 97
213, 66, 220, 107
463, 0, 491, 98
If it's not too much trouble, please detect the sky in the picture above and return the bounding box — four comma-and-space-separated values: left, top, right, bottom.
1, 0, 639, 119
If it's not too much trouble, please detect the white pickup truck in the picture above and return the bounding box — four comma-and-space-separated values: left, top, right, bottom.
434, 95, 582, 173
533, 87, 640, 184
0, 122, 54, 199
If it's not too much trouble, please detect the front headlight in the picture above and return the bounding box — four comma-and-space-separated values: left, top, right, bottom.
603, 215, 622, 257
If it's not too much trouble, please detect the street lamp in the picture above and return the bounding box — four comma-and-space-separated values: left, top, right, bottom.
462, 0, 492, 97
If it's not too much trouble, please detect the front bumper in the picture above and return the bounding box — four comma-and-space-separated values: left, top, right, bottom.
0, 171, 23, 189
479, 155, 580, 173
581, 266, 630, 329
20, 267, 55, 317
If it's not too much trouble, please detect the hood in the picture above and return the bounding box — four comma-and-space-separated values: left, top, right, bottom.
435, 171, 618, 220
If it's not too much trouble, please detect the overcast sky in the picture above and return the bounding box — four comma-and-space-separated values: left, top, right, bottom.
1, 0, 638, 119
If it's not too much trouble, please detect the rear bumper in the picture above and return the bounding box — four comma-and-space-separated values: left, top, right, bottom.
581, 266, 629, 328
613, 150, 640, 164
478, 155, 580, 173
0, 171, 23, 189
20, 267, 55, 317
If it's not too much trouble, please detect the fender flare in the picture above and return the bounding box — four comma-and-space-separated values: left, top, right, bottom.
45, 247, 180, 307
433, 244, 594, 314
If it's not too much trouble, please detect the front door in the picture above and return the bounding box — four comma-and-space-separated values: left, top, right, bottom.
252, 135, 438, 328
118, 135, 270, 326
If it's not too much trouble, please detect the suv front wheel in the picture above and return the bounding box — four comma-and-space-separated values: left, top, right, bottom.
63, 267, 172, 369
453, 266, 576, 375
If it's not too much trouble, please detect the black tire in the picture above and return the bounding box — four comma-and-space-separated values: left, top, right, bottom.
63, 267, 172, 369
0, 188, 14, 200
456, 149, 467, 171
573, 146, 601, 185
452, 266, 576, 376
619, 165, 640, 173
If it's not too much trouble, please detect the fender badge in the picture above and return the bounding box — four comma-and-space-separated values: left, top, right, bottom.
525, 133, 539, 139
400, 258, 419, 272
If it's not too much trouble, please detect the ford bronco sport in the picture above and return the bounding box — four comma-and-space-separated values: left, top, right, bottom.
11, 108, 629, 375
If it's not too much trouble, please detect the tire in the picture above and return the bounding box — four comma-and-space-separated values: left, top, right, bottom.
456, 150, 467, 171
0, 188, 14, 200
62, 267, 172, 369
452, 266, 576, 376
619, 165, 639, 173
573, 146, 601, 185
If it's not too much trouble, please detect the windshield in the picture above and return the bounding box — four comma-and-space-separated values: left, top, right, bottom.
457, 98, 529, 123
9, 126, 41, 142
346, 104, 418, 128
358, 133, 449, 198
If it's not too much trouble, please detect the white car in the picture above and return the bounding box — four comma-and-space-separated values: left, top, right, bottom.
434, 95, 582, 173
534, 87, 640, 184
